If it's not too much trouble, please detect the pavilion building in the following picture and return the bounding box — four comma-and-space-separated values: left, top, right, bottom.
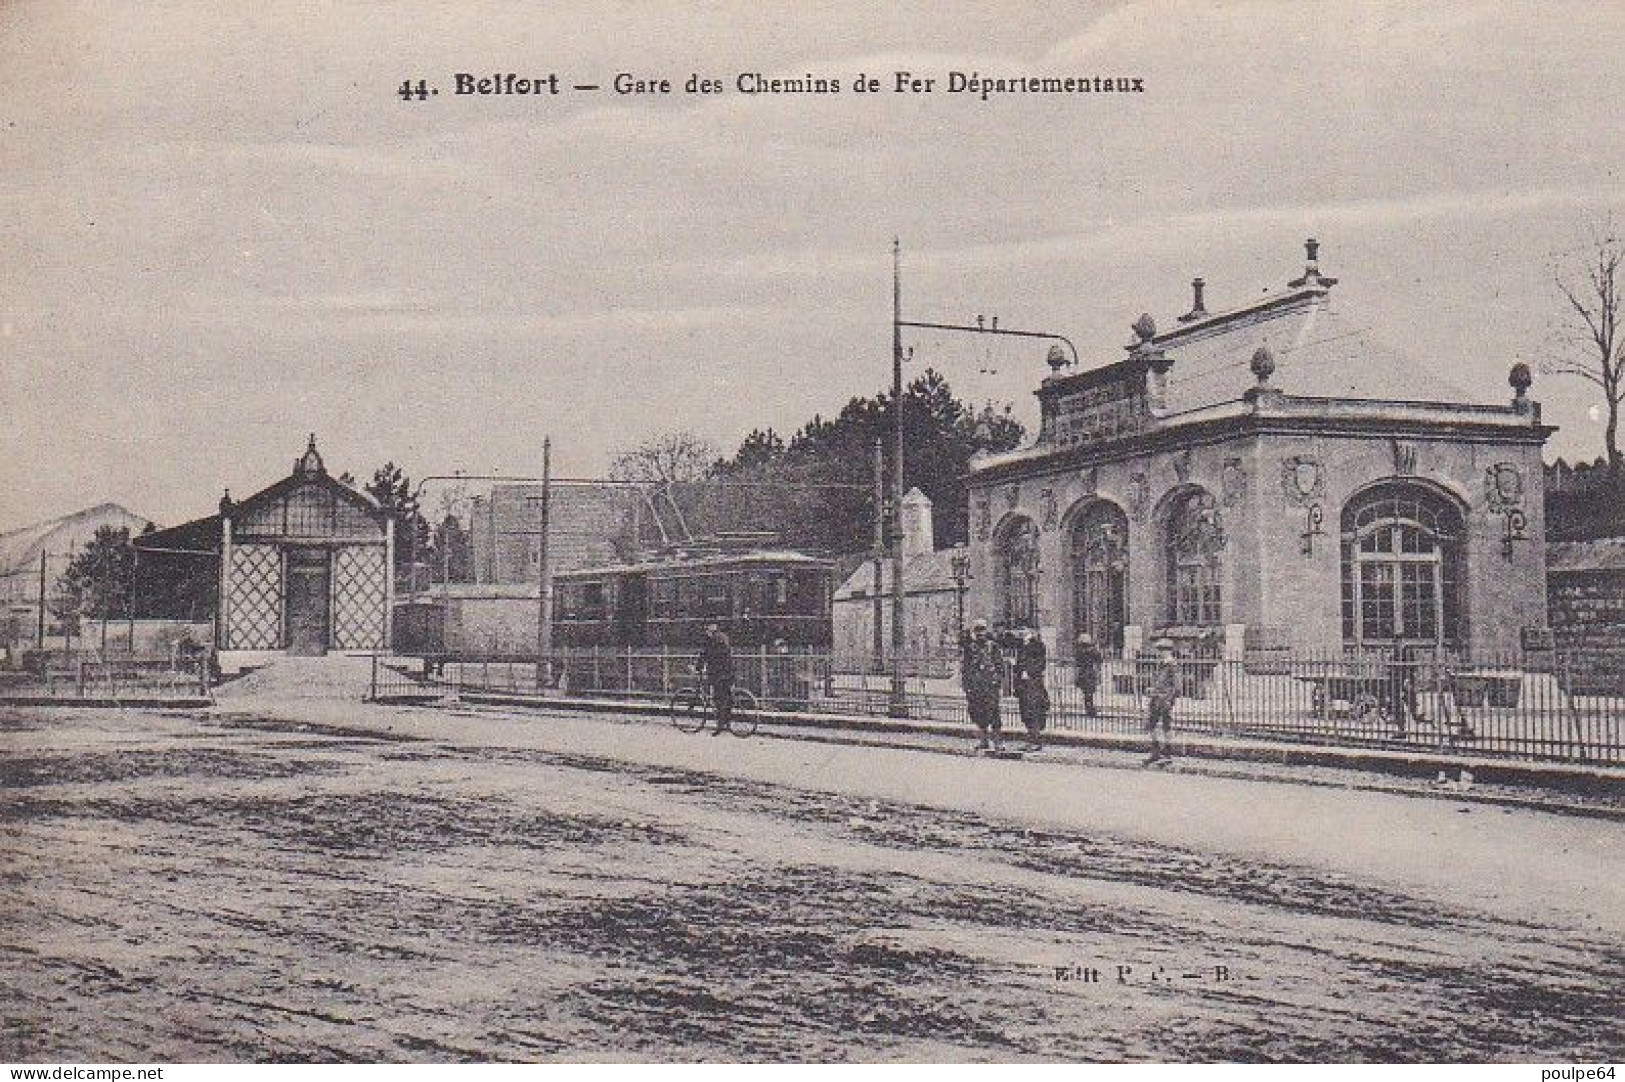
962, 240, 1553, 660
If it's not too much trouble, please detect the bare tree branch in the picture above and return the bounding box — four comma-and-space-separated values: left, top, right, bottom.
1553, 229, 1625, 474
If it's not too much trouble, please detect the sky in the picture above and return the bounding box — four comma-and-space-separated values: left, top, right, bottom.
2, 0, 1623, 532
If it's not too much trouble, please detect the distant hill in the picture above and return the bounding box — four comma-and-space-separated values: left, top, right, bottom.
0, 503, 153, 574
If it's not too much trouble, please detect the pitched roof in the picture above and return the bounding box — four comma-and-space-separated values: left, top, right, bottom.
834, 545, 966, 600
1152, 287, 1484, 414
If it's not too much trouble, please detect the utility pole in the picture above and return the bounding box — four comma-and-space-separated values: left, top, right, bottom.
36, 550, 47, 649
535, 437, 554, 693
128, 549, 138, 654
871, 437, 885, 673
889, 239, 908, 716
99, 546, 109, 654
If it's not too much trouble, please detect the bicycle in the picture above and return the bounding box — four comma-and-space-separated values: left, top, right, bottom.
669, 681, 759, 737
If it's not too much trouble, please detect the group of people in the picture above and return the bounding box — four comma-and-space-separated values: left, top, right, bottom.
696, 616, 1182, 763
959, 621, 1181, 764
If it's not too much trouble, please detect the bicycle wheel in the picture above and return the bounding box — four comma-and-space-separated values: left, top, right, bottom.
670, 689, 709, 733
728, 688, 759, 737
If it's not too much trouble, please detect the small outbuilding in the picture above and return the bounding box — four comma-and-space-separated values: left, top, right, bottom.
139, 436, 393, 668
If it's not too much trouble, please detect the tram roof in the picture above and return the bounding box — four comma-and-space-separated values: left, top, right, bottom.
552, 548, 832, 579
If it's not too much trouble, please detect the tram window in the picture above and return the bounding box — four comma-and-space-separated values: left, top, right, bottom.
651, 578, 676, 619
745, 572, 790, 613
789, 571, 826, 614
557, 582, 582, 620
700, 576, 730, 617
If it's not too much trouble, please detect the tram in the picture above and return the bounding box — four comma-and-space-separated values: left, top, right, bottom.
551, 545, 833, 650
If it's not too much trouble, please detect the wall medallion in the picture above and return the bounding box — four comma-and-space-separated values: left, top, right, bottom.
1484, 462, 1524, 511
1280, 455, 1325, 506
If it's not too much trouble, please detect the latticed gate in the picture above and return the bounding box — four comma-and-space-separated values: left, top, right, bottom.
332, 545, 386, 650
227, 543, 283, 650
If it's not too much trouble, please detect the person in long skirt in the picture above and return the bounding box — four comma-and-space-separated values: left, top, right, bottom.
960, 619, 1004, 752
1014, 626, 1050, 751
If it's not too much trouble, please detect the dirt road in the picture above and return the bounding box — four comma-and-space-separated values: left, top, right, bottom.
3, 698, 1621, 1062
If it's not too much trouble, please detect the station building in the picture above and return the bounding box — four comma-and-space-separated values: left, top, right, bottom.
140, 436, 394, 667
962, 241, 1553, 659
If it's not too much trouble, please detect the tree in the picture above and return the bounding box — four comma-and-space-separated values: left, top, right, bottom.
430, 512, 474, 583
712, 368, 1025, 553
1548, 232, 1625, 481
54, 526, 135, 631
609, 431, 718, 484
726, 428, 786, 471
366, 463, 429, 577
609, 432, 721, 547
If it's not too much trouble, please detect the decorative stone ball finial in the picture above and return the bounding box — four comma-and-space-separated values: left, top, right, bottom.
1132, 312, 1157, 343
1509, 362, 1532, 395
1046, 344, 1068, 372
1250, 345, 1276, 385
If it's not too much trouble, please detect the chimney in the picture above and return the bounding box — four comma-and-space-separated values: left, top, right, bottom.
1177, 277, 1209, 323
900, 488, 934, 558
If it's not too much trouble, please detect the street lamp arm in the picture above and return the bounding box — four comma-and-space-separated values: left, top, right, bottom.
897, 319, 1079, 367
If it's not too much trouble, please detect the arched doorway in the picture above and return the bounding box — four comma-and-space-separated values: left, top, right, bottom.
1067, 500, 1129, 651
994, 516, 1040, 629
1340, 481, 1465, 649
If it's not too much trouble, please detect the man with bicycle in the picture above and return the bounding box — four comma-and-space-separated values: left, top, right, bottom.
696, 623, 735, 736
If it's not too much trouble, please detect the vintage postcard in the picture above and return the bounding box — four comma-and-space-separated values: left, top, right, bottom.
2, 0, 1622, 1070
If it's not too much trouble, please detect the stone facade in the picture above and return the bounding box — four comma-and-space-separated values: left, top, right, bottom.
467, 484, 637, 584
963, 241, 1552, 658
833, 489, 968, 662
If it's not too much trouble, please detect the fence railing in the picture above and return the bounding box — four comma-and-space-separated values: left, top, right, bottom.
0, 652, 213, 701
367, 645, 1625, 766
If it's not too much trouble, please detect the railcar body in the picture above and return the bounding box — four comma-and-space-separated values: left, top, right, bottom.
552, 549, 833, 649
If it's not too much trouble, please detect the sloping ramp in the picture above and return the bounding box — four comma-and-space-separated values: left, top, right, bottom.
213, 655, 377, 703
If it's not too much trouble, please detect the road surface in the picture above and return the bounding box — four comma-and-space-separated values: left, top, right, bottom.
2, 692, 1621, 1062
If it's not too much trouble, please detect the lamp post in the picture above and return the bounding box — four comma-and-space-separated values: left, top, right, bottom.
889, 240, 908, 716
889, 245, 1080, 705
950, 550, 971, 633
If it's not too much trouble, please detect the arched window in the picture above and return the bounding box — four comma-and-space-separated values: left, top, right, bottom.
1164, 488, 1223, 626
1340, 483, 1464, 648
1068, 501, 1129, 650
996, 517, 1040, 628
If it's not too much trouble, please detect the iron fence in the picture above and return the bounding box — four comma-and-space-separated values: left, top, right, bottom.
367, 645, 1625, 766
0, 652, 212, 701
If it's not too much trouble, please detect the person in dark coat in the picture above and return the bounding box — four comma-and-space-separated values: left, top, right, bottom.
1014, 627, 1050, 751
959, 619, 1004, 752
696, 623, 735, 735
1388, 640, 1419, 741
1073, 631, 1103, 717
1145, 638, 1180, 765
